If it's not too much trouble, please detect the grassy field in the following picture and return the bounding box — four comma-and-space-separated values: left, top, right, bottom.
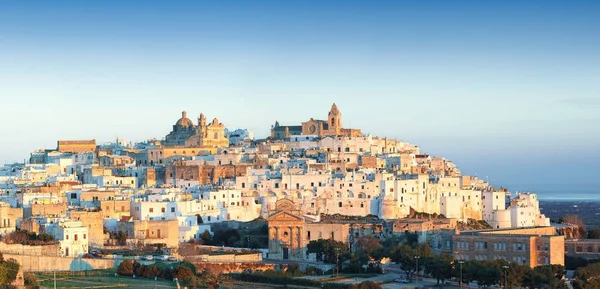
35, 270, 178, 289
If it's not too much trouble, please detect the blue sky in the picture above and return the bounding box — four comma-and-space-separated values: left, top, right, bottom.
0, 1, 599, 196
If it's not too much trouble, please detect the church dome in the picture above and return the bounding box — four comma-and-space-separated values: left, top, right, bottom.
176, 111, 194, 127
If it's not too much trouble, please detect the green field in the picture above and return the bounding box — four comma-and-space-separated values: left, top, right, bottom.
35, 270, 177, 289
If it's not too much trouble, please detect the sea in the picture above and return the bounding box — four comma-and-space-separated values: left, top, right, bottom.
507, 183, 598, 201
510, 185, 600, 228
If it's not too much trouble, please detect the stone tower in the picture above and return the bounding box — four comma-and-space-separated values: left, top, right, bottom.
198, 113, 207, 137
328, 103, 342, 135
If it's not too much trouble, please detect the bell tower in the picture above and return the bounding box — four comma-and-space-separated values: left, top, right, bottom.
328, 103, 342, 135
198, 113, 207, 137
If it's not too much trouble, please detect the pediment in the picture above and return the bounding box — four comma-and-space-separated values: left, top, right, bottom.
267, 211, 304, 222
275, 198, 297, 211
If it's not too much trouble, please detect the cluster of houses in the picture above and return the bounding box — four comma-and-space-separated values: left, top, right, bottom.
0, 103, 569, 268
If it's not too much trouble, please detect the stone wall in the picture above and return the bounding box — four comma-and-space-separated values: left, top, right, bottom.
0, 243, 60, 256
187, 252, 262, 263
57, 140, 96, 153
26, 202, 67, 218
212, 164, 250, 183
359, 155, 377, 168
191, 262, 276, 274
4, 253, 118, 272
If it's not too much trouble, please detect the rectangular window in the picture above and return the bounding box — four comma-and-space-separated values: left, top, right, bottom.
161, 207, 166, 213
149, 208, 154, 213
171, 207, 175, 213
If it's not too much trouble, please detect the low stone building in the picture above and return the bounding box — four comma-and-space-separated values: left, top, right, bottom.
453, 226, 564, 268
565, 239, 600, 260
117, 219, 179, 249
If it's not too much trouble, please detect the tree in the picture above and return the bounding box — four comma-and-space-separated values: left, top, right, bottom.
474, 265, 500, 288
404, 232, 419, 247
117, 230, 128, 246
347, 252, 371, 273
306, 239, 349, 265
503, 262, 529, 288
523, 265, 567, 289
453, 260, 479, 286
588, 229, 600, 239
355, 235, 383, 259
211, 229, 240, 246
559, 214, 586, 238
573, 262, 600, 289
201, 230, 212, 245
389, 244, 417, 280
424, 255, 453, 285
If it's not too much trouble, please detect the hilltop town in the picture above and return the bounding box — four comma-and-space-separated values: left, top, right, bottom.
0, 103, 581, 287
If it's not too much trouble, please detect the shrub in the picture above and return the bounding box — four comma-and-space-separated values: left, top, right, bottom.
117, 259, 136, 276
24, 272, 39, 286
174, 265, 195, 280
0, 258, 20, 285
305, 266, 324, 275
179, 261, 198, 275
140, 264, 161, 279
2, 230, 56, 246
286, 263, 302, 276
351, 281, 382, 289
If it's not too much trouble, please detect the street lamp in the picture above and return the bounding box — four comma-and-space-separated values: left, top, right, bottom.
414, 256, 420, 285
459, 260, 464, 288
503, 265, 509, 289
335, 248, 340, 278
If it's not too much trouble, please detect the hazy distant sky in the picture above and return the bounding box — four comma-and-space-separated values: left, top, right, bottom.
1, 1, 599, 195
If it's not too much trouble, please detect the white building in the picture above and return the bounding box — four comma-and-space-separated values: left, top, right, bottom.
226, 128, 254, 146
45, 220, 89, 257
509, 193, 550, 228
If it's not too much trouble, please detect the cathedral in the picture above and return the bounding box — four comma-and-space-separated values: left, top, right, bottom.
270, 103, 362, 140
164, 111, 228, 148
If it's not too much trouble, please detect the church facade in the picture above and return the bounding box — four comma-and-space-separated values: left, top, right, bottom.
270, 103, 362, 140
267, 199, 349, 261
164, 111, 228, 148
